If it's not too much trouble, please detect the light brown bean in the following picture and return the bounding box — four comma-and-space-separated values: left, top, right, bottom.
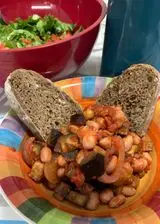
84, 108, 94, 120
99, 189, 114, 204
94, 117, 106, 129
106, 155, 118, 174
123, 135, 133, 152
57, 168, 65, 178
57, 155, 67, 167
86, 120, 100, 130
121, 186, 136, 197
132, 158, 148, 172
99, 136, 112, 149
109, 194, 126, 208
40, 146, 52, 163
76, 150, 85, 164
69, 125, 79, 134
130, 132, 141, 145
82, 135, 97, 150
142, 152, 152, 165
86, 192, 100, 210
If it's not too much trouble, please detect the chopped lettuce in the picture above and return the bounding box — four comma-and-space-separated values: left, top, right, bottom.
0, 14, 83, 49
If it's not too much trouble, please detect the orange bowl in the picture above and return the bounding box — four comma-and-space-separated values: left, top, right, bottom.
0, 76, 160, 223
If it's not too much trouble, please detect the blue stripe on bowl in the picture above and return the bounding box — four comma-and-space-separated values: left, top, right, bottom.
0, 129, 22, 150
81, 77, 96, 98
90, 218, 116, 224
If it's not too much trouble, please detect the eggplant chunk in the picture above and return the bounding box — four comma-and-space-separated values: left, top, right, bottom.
86, 192, 100, 210
53, 182, 71, 201
47, 129, 62, 147
67, 191, 88, 207
29, 161, 44, 182
62, 150, 79, 162
70, 114, 86, 126
80, 152, 105, 180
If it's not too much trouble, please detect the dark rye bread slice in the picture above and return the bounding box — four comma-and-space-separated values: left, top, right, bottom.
5, 69, 82, 145
96, 64, 160, 136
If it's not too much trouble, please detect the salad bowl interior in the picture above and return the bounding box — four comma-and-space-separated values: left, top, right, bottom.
0, 76, 160, 223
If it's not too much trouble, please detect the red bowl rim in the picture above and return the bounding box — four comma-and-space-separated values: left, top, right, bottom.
0, 0, 107, 53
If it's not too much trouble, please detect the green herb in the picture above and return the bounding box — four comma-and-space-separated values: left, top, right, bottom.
0, 14, 83, 49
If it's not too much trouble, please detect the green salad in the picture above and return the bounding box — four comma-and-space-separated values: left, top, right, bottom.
0, 14, 83, 49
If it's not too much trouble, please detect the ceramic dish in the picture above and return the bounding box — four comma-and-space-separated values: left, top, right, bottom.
0, 76, 160, 223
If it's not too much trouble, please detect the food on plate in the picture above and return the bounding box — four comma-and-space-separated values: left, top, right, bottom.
0, 14, 83, 49
21, 105, 153, 210
5, 69, 82, 145
4, 64, 158, 211
97, 64, 160, 136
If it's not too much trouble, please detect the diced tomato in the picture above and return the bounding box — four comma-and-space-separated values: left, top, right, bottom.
63, 32, 72, 40
51, 34, 61, 42
0, 42, 6, 49
71, 168, 85, 188
21, 38, 32, 45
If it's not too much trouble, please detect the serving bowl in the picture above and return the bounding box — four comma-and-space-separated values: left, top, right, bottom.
0, 76, 160, 223
0, 0, 106, 87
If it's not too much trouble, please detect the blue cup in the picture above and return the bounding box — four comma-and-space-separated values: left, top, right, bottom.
100, 0, 160, 76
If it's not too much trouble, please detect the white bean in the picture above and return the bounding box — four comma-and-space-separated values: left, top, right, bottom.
86, 192, 100, 210
82, 135, 97, 150
106, 155, 118, 174
100, 189, 114, 204
109, 194, 126, 208
123, 135, 133, 152
121, 186, 136, 197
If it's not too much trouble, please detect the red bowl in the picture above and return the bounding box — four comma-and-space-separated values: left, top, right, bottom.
0, 0, 106, 86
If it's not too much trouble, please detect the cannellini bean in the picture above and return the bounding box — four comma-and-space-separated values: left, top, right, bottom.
132, 158, 148, 172
109, 194, 126, 208
57, 155, 67, 167
40, 146, 52, 163
82, 135, 97, 150
99, 136, 112, 149
123, 135, 133, 152
94, 117, 106, 129
68, 125, 79, 134
121, 186, 136, 197
130, 132, 141, 145
142, 152, 152, 165
57, 168, 65, 178
86, 120, 100, 130
76, 150, 85, 164
86, 192, 100, 210
84, 108, 94, 120
99, 189, 114, 204
106, 155, 118, 174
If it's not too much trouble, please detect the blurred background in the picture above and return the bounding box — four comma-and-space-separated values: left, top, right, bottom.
78, 0, 108, 76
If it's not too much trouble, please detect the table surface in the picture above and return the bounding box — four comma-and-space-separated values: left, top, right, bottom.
0, 1, 108, 223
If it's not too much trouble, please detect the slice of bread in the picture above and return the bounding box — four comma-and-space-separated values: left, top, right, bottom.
96, 64, 160, 136
5, 69, 82, 145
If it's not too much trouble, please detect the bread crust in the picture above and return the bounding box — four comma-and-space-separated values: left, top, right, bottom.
97, 64, 160, 136
5, 69, 82, 143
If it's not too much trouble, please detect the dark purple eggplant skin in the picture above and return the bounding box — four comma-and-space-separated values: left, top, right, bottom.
53, 182, 71, 201
80, 152, 105, 181
67, 191, 88, 207
70, 114, 86, 126
47, 129, 62, 147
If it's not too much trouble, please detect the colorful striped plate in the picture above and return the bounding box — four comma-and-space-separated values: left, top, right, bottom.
0, 76, 160, 224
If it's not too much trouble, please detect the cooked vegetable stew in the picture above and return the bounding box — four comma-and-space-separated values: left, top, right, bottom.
0, 14, 83, 49
22, 105, 153, 210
